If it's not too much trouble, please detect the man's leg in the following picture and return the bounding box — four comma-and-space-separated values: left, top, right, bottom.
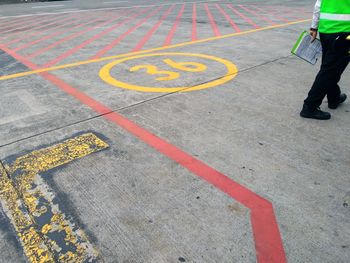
301, 33, 349, 119
300, 34, 333, 119
326, 33, 350, 106
303, 33, 347, 108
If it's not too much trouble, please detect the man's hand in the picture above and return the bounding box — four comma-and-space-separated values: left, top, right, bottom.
310, 28, 318, 42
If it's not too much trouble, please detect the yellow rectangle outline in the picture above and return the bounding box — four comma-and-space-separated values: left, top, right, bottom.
0, 19, 310, 82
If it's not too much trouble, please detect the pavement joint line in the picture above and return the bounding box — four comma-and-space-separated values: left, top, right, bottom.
2, 38, 291, 262
0, 0, 221, 19
0, 54, 294, 149
0, 133, 109, 263
0, 19, 311, 82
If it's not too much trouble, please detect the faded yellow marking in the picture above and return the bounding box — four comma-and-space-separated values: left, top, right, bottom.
0, 133, 109, 263
0, 164, 54, 263
8, 133, 108, 177
0, 19, 311, 81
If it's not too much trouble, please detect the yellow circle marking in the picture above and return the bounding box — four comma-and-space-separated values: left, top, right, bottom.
99, 53, 238, 93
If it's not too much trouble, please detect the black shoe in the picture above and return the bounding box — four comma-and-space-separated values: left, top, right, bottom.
328, 94, 347, 109
300, 104, 331, 120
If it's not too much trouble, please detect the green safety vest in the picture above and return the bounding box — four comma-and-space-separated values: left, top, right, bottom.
319, 0, 350, 33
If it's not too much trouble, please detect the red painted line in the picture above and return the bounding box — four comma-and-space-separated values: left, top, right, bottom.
226, 4, 260, 29
249, 5, 289, 23
204, 4, 221, 37
215, 4, 241, 32
0, 14, 57, 31
192, 3, 197, 41
0, 16, 44, 33
295, 7, 312, 14
133, 5, 175, 52
238, 5, 277, 26
9, 16, 83, 49
163, 4, 185, 46
260, 5, 307, 20
91, 6, 163, 59
14, 11, 118, 53
0, 44, 287, 263
0, 13, 66, 36
265, 5, 310, 15
42, 8, 145, 68
7, 12, 96, 47
25, 17, 110, 60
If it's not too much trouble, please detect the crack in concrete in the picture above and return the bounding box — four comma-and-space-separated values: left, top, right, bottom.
0, 55, 293, 148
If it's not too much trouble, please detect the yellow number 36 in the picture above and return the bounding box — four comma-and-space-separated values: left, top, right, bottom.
129, 59, 207, 81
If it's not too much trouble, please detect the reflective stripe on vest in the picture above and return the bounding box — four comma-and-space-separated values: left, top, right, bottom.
320, 13, 350, 21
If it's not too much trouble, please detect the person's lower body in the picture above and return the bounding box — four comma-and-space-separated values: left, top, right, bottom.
301, 32, 350, 120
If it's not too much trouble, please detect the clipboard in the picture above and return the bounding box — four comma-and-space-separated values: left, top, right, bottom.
291, 31, 322, 65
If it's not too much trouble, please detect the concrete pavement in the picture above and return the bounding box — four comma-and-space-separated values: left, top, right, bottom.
0, 1, 349, 262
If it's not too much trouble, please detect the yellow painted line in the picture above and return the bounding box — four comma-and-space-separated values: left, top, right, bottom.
0, 19, 311, 81
1, 133, 109, 263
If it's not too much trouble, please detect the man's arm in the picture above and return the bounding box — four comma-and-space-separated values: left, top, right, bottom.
310, 0, 321, 40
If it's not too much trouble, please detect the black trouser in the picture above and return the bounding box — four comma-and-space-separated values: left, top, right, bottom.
304, 32, 350, 109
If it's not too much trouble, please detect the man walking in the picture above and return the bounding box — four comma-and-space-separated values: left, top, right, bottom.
300, 0, 350, 120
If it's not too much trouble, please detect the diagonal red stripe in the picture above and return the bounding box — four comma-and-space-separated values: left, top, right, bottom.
91, 6, 163, 59
42, 8, 148, 68
204, 4, 221, 37
192, 3, 197, 41
14, 11, 121, 53
215, 3, 241, 32
0, 13, 68, 36
249, 5, 289, 23
0, 15, 46, 32
227, 4, 260, 29
7, 11, 98, 47
25, 15, 124, 60
0, 43, 287, 263
164, 4, 185, 46
0, 14, 62, 33
133, 5, 176, 52
238, 5, 277, 26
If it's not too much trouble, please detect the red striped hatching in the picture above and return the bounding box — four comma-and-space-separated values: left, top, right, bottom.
215, 4, 241, 32
25, 17, 115, 59
91, 6, 163, 59
42, 7, 148, 68
164, 4, 185, 46
7, 11, 97, 47
133, 5, 175, 52
204, 3, 221, 37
